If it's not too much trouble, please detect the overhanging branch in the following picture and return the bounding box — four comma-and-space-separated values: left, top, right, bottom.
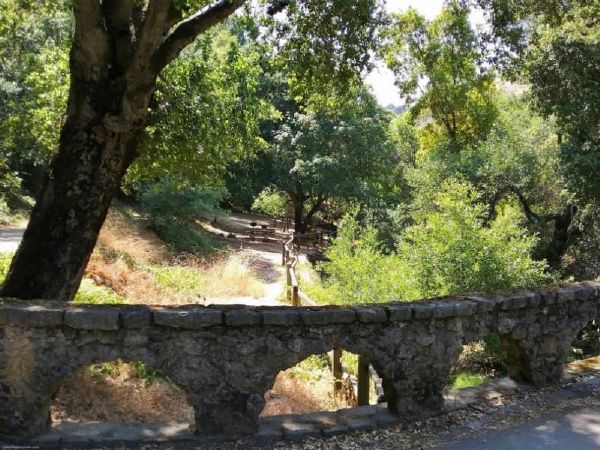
151, 0, 247, 73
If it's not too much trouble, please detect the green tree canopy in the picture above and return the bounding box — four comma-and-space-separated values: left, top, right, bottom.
382, 1, 497, 150
267, 88, 395, 232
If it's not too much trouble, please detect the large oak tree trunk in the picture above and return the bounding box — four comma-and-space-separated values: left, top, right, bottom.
293, 199, 306, 234
1, 78, 147, 300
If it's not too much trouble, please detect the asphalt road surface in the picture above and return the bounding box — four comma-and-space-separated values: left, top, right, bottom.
0, 227, 23, 252
439, 405, 600, 449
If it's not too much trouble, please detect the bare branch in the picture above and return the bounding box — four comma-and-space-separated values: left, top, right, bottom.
151, 0, 247, 74
71, 0, 110, 80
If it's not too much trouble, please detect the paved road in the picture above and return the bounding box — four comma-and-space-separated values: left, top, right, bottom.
0, 227, 23, 252
440, 406, 600, 450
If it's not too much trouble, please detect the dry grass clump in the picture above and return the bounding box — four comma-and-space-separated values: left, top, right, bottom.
197, 254, 266, 299
86, 257, 164, 303
261, 356, 354, 417
84, 210, 266, 304
96, 210, 168, 265
51, 361, 194, 424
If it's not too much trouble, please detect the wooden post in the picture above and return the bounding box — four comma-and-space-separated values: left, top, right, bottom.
292, 285, 299, 306
332, 348, 343, 395
357, 355, 370, 406
282, 243, 286, 266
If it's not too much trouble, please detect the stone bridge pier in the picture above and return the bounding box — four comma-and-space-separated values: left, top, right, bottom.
0, 282, 598, 438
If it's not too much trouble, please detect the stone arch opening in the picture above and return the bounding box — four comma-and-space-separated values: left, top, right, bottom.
448, 333, 508, 391
261, 348, 380, 418
566, 320, 600, 372
441, 332, 517, 413
50, 359, 195, 431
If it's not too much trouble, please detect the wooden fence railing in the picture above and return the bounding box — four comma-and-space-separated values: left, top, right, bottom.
282, 232, 383, 405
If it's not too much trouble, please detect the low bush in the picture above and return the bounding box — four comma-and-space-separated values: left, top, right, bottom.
251, 186, 289, 217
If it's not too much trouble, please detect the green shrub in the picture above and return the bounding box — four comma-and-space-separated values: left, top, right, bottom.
396, 179, 553, 298
139, 178, 224, 255
139, 178, 224, 222
150, 265, 207, 294
0, 252, 13, 283
251, 186, 288, 217
152, 218, 221, 255
452, 372, 488, 389
74, 279, 124, 304
310, 180, 552, 306
315, 212, 411, 304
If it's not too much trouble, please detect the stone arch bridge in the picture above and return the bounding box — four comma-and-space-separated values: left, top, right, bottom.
0, 281, 598, 438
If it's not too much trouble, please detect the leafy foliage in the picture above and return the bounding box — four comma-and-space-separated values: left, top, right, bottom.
251, 186, 289, 217
267, 88, 395, 230
310, 180, 552, 305
383, 2, 498, 149
139, 179, 224, 255
128, 27, 271, 187
396, 180, 552, 298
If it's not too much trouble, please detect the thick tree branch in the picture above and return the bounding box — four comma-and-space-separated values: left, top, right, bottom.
304, 193, 326, 227
151, 0, 247, 73
101, 0, 134, 74
508, 186, 540, 222
130, 0, 171, 77
71, 0, 110, 80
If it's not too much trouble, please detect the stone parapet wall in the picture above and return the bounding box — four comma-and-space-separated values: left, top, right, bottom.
1, 282, 599, 438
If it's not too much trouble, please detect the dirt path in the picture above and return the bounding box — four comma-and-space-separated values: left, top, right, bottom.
199, 212, 291, 307
0, 226, 24, 253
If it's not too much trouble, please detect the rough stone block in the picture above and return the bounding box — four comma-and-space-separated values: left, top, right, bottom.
574, 284, 597, 301
0, 303, 64, 327
225, 309, 262, 327
120, 308, 151, 328
466, 296, 496, 313
303, 411, 338, 428
281, 422, 322, 440
541, 290, 558, 306
526, 292, 542, 308
262, 309, 301, 326
300, 308, 355, 325
339, 405, 379, 418
412, 303, 434, 319
347, 417, 376, 432
124, 333, 148, 347
557, 287, 576, 304
540, 291, 558, 306
507, 293, 532, 309
254, 421, 283, 443
65, 307, 119, 330
373, 412, 400, 428
498, 317, 517, 334
355, 307, 387, 323
322, 424, 350, 437
432, 302, 457, 318
511, 325, 527, 340
386, 304, 412, 321
153, 309, 222, 328
528, 323, 541, 338
453, 301, 476, 316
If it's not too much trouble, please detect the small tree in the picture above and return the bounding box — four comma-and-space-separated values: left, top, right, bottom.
269, 90, 395, 233
382, 1, 497, 150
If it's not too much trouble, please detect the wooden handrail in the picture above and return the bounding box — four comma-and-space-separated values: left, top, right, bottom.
282, 231, 376, 404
